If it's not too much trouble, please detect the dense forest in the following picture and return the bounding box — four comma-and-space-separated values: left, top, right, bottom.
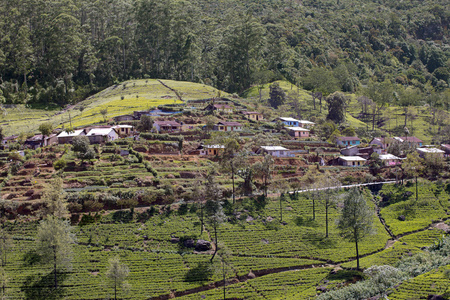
0, 0, 449, 106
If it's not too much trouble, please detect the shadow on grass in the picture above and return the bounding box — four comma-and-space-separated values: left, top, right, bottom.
112, 210, 133, 223
326, 269, 364, 283
22, 251, 41, 266
184, 262, 213, 282
302, 231, 336, 249
294, 216, 319, 227
22, 271, 68, 300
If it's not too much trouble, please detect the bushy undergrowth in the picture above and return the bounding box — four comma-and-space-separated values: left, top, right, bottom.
318, 235, 450, 300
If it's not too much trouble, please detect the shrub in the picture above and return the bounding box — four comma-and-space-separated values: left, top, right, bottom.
54, 158, 67, 170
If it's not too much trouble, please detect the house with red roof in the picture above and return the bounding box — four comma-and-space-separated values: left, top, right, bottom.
153, 120, 182, 133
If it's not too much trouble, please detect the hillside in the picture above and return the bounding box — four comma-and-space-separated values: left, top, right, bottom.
0, 79, 228, 136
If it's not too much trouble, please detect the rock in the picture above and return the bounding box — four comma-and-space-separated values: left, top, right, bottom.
266, 216, 273, 222
398, 215, 406, 221
247, 271, 256, 279
246, 216, 254, 222
170, 237, 179, 243
402, 242, 407, 245
195, 239, 211, 251
24, 189, 35, 197
330, 266, 343, 274
316, 286, 328, 292
261, 238, 269, 244
183, 239, 195, 248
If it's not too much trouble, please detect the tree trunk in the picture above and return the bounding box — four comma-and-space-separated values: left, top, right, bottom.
210, 225, 218, 262
325, 201, 329, 238
223, 261, 226, 300
279, 196, 282, 222
200, 204, 204, 235
53, 247, 57, 289
355, 231, 360, 270
415, 175, 418, 203
231, 164, 235, 204
312, 197, 315, 220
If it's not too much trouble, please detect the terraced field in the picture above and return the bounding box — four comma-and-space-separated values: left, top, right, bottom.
1, 184, 448, 299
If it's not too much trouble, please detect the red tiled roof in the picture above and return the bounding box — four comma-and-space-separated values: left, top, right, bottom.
154, 120, 181, 126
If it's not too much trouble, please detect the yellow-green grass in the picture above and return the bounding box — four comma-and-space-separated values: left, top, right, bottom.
379, 182, 450, 236
388, 265, 450, 300
341, 229, 446, 269
1, 79, 229, 135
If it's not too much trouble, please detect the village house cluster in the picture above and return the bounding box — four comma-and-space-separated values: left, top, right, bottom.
1, 101, 446, 169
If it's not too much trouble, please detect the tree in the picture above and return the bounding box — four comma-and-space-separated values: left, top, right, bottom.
38, 122, 53, 145
0, 228, 12, 266
268, 82, 286, 109
36, 216, 75, 289
100, 108, 108, 122
220, 137, 241, 204
337, 188, 374, 270
138, 115, 153, 132
326, 92, 348, 124
0, 267, 7, 297
254, 154, 274, 197
368, 152, 383, 176
204, 169, 225, 262
41, 177, 68, 218
303, 68, 339, 112
106, 256, 130, 300
403, 152, 424, 203
72, 136, 93, 161
321, 174, 341, 238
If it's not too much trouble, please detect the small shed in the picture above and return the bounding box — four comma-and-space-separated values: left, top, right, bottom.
214, 121, 243, 132
379, 154, 402, 166
275, 117, 300, 127
416, 147, 444, 158
199, 145, 225, 156
394, 136, 423, 147
86, 128, 119, 144
298, 120, 315, 129
338, 156, 366, 167
258, 146, 291, 158
24, 135, 43, 149
153, 120, 182, 132
242, 111, 264, 121
112, 125, 134, 137
336, 137, 361, 147
57, 129, 88, 144
286, 127, 310, 138
204, 103, 233, 114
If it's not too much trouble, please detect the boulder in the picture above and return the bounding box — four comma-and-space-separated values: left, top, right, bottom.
183, 239, 195, 248
398, 215, 406, 221
316, 286, 328, 292
170, 237, 180, 244
195, 240, 211, 251
247, 271, 256, 279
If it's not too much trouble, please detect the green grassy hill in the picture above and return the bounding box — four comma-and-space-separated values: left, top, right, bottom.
0, 79, 228, 136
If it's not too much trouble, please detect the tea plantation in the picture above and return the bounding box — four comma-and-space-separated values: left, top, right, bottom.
0, 183, 448, 299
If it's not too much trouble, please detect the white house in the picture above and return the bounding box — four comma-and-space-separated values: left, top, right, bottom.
57, 129, 88, 144
199, 145, 225, 156
298, 120, 315, 129
112, 125, 134, 137
258, 146, 292, 157
417, 147, 445, 158
379, 154, 402, 166
338, 156, 366, 167
86, 128, 119, 144
286, 127, 310, 138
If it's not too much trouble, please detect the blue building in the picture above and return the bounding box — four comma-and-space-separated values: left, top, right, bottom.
336, 136, 361, 147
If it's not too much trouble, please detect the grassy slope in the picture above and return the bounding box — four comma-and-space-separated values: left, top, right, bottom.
0, 79, 228, 136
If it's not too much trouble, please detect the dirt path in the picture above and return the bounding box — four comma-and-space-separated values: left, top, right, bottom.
157, 80, 183, 102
